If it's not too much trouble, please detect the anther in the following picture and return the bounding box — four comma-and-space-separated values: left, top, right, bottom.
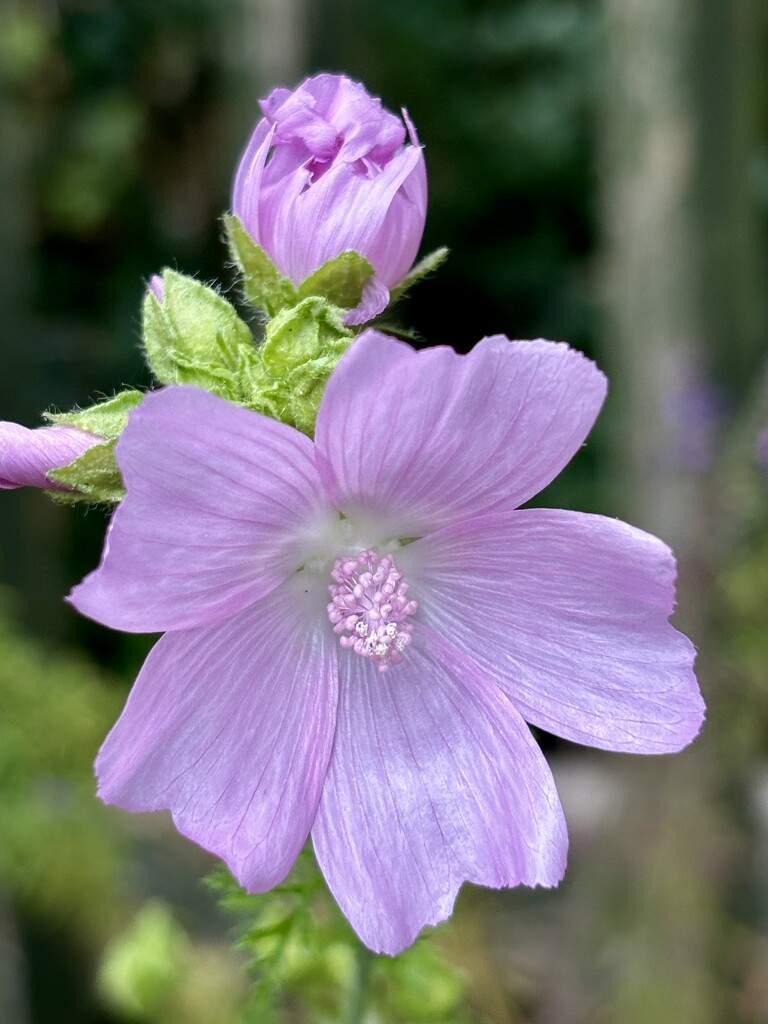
327, 550, 417, 673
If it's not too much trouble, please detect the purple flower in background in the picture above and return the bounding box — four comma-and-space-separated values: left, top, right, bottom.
70, 331, 703, 954
661, 343, 724, 473
0, 422, 101, 490
233, 74, 427, 323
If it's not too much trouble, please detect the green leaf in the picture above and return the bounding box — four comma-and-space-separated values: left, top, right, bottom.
260, 296, 349, 374
298, 250, 375, 310
389, 246, 449, 303
98, 903, 190, 1019
245, 296, 352, 435
45, 390, 143, 439
207, 851, 475, 1024
142, 287, 176, 382
47, 439, 125, 504
224, 214, 298, 317
142, 270, 257, 402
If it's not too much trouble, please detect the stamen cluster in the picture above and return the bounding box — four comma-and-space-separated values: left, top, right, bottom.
327, 550, 417, 672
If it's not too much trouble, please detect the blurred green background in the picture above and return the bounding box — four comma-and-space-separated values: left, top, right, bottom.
1, 0, 768, 1021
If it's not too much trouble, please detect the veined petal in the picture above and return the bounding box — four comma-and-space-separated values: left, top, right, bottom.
261, 147, 423, 284
0, 423, 101, 489
365, 178, 426, 289
96, 578, 338, 891
399, 510, 704, 753
232, 120, 275, 245
365, 113, 427, 286
70, 386, 331, 633
314, 332, 607, 537
312, 626, 567, 955
344, 276, 390, 326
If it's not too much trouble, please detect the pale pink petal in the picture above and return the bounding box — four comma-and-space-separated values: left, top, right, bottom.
96, 579, 338, 891
260, 147, 423, 284
365, 111, 427, 286
312, 626, 567, 954
70, 386, 330, 633
233, 75, 426, 294
344, 276, 390, 326
314, 332, 607, 537
149, 274, 164, 301
232, 120, 276, 245
0, 423, 102, 490
260, 84, 339, 157
398, 510, 704, 753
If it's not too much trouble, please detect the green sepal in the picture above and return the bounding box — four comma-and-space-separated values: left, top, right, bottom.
297, 250, 375, 310
142, 270, 256, 401
47, 439, 125, 504
246, 296, 352, 435
225, 215, 376, 316
224, 214, 298, 317
45, 389, 144, 439
389, 246, 449, 303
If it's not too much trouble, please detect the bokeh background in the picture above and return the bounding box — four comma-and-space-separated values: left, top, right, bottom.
1, 0, 768, 1021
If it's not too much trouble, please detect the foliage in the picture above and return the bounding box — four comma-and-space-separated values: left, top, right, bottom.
0, 591, 124, 935
98, 901, 252, 1024
207, 852, 480, 1024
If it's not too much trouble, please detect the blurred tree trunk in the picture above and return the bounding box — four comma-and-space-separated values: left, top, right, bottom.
230, 0, 307, 103
601, 0, 760, 553
595, 0, 762, 1022
223, 0, 308, 203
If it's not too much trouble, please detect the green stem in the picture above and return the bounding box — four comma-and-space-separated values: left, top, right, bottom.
345, 942, 374, 1024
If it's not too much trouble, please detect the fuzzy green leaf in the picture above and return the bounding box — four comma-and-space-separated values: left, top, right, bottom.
298, 250, 375, 310
224, 214, 298, 317
389, 246, 449, 303
142, 287, 176, 383
245, 296, 352, 434
47, 439, 124, 504
260, 296, 349, 374
45, 390, 143, 439
142, 270, 256, 401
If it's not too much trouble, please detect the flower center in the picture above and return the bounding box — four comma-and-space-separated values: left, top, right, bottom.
327, 550, 417, 673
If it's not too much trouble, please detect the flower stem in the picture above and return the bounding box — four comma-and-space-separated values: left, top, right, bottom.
345, 942, 374, 1024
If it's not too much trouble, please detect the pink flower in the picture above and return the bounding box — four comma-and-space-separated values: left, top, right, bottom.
232, 74, 427, 324
70, 332, 703, 954
0, 422, 102, 490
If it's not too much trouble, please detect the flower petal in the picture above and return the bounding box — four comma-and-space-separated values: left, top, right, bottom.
398, 509, 704, 753
364, 112, 427, 286
232, 119, 275, 245
70, 386, 331, 633
314, 332, 607, 537
96, 578, 338, 891
260, 147, 423, 284
312, 626, 567, 954
0, 423, 101, 489
343, 275, 390, 326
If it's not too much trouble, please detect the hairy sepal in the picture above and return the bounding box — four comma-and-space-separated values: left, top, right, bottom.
389, 246, 449, 303
297, 250, 376, 311
47, 439, 125, 504
142, 270, 257, 401
46, 390, 144, 438
224, 214, 298, 317
247, 297, 352, 436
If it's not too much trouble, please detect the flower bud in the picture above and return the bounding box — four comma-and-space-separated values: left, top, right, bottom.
0, 422, 102, 490
232, 74, 427, 322
149, 274, 164, 302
